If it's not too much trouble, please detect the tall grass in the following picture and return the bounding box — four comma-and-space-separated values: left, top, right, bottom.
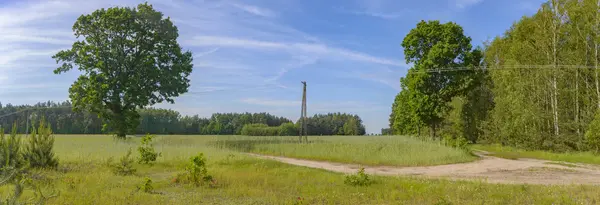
212, 135, 477, 166
7, 135, 598, 204
473, 144, 600, 165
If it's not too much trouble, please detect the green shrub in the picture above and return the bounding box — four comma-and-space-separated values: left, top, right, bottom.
137, 177, 153, 193
0, 123, 58, 204
586, 110, 600, 153
443, 134, 470, 152
240, 124, 279, 136
24, 118, 59, 169
278, 123, 298, 136
111, 149, 137, 176
137, 134, 161, 164
0, 124, 25, 169
344, 168, 372, 186
174, 153, 212, 186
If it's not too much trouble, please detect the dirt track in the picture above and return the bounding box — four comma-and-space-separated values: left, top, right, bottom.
250, 151, 600, 185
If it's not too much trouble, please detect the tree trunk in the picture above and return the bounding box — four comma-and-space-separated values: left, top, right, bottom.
430, 123, 437, 140
113, 107, 127, 139
576, 66, 581, 137
596, 0, 600, 109
551, 0, 560, 136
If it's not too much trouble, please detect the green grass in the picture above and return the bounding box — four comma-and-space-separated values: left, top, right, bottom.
212, 135, 477, 166
473, 144, 600, 165
544, 162, 579, 168
6, 135, 600, 204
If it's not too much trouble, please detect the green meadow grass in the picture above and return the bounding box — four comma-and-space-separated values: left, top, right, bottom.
7, 135, 600, 204
473, 144, 600, 165
212, 135, 477, 166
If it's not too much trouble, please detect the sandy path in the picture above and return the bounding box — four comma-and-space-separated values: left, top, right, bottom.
249, 151, 600, 185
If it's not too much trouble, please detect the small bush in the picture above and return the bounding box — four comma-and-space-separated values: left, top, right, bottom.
278, 123, 298, 136
586, 110, 600, 153
111, 149, 137, 176
173, 153, 212, 186
344, 168, 372, 186
240, 124, 280, 136
137, 177, 153, 193
24, 118, 59, 169
137, 134, 161, 164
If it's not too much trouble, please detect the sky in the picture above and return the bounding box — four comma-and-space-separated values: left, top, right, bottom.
0, 0, 545, 134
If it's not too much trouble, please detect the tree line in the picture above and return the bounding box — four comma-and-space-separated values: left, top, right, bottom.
0, 101, 366, 136
389, 0, 600, 152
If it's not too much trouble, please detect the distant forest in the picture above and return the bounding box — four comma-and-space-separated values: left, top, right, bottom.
0, 101, 365, 136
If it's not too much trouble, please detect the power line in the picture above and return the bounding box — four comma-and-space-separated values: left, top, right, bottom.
0, 106, 72, 120
406, 64, 600, 74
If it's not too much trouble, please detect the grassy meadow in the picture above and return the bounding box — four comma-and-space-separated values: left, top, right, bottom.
212, 135, 477, 166
7, 135, 600, 204
473, 144, 600, 165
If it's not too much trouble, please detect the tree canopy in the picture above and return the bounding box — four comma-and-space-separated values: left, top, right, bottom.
52, 3, 193, 138
0, 101, 366, 136
392, 20, 482, 139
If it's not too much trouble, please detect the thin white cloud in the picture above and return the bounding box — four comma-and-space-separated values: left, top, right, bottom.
240, 98, 301, 107
187, 36, 405, 67
455, 0, 483, 9
230, 3, 275, 17
193, 47, 220, 58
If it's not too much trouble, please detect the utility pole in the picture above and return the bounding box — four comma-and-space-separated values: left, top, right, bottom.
299, 81, 308, 143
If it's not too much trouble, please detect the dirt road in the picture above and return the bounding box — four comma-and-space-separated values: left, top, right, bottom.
250, 151, 600, 185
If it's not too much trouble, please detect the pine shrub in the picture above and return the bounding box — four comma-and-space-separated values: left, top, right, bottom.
111, 149, 137, 176
0, 124, 24, 169
24, 118, 58, 169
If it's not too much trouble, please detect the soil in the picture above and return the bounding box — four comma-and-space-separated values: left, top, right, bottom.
249, 151, 600, 185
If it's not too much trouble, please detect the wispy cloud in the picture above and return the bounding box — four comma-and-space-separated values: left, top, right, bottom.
193, 47, 220, 58
187, 36, 404, 67
230, 3, 276, 17
336, 7, 408, 20
454, 0, 483, 9
240, 98, 301, 107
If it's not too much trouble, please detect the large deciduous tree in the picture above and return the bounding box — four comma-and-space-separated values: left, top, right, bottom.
52, 3, 193, 138
396, 20, 480, 139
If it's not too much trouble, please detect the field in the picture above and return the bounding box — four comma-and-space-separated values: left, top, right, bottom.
473, 144, 600, 165
10, 135, 600, 204
212, 135, 477, 166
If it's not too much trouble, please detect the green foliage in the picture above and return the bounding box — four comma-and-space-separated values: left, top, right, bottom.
174, 153, 212, 186
344, 168, 372, 186
0, 123, 58, 204
240, 124, 279, 136
111, 149, 136, 176
137, 177, 153, 193
585, 110, 600, 153
278, 123, 298, 136
137, 134, 160, 164
395, 20, 481, 139
300, 113, 366, 135
52, 3, 193, 139
0, 166, 58, 205
480, 0, 600, 151
0, 125, 24, 169
0, 103, 368, 136
24, 118, 59, 169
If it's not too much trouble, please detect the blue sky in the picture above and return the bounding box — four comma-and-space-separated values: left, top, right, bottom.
0, 0, 544, 134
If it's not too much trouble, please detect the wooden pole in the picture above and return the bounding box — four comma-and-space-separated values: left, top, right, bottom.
300, 81, 307, 143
